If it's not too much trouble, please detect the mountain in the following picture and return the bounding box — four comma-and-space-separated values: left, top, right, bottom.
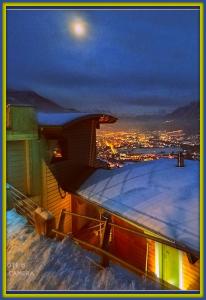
105, 102, 200, 134
166, 101, 200, 120
7, 90, 78, 112
162, 101, 200, 134
6, 90, 200, 134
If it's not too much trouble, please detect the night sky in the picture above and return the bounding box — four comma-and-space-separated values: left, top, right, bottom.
7, 8, 199, 115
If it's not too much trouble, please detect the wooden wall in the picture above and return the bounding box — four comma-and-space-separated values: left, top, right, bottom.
40, 117, 96, 232
63, 120, 96, 167
182, 252, 200, 290
6, 106, 40, 208
7, 106, 38, 141
71, 194, 99, 234
7, 141, 28, 195
28, 140, 41, 197
39, 119, 97, 233
69, 196, 200, 291
70, 197, 148, 272
110, 216, 147, 272
7, 106, 37, 133
42, 161, 72, 234
147, 239, 155, 274
7, 139, 42, 204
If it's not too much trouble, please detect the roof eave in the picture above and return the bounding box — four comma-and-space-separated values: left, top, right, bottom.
73, 191, 200, 259
38, 113, 118, 128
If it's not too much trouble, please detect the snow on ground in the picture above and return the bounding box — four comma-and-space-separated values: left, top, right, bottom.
78, 159, 199, 253
7, 209, 163, 291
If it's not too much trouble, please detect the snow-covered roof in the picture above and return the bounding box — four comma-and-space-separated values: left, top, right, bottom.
77, 159, 199, 254
37, 112, 117, 126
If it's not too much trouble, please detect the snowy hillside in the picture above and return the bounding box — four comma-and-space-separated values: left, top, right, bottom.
7, 210, 163, 291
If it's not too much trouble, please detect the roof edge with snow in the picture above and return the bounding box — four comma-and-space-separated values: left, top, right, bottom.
37, 112, 117, 127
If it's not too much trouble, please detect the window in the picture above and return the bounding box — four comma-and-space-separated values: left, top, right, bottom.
155, 242, 183, 289
48, 139, 67, 163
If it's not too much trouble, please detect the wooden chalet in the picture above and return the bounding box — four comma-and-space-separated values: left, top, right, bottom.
6, 104, 200, 291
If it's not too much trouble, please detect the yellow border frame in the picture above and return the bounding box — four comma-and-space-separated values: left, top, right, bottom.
2, 2, 204, 298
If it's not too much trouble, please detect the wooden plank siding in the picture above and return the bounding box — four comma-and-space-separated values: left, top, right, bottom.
42, 161, 72, 234
71, 194, 100, 234
147, 239, 156, 274
89, 120, 96, 167
182, 252, 200, 290
63, 120, 97, 167
70, 196, 200, 290
7, 106, 38, 141
7, 106, 38, 134
28, 140, 41, 198
110, 216, 147, 272
7, 141, 28, 195
71, 197, 148, 272
40, 120, 97, 233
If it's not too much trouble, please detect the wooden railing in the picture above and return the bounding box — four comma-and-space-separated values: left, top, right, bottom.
6, 183, 38, 225
52, 209, 178, 290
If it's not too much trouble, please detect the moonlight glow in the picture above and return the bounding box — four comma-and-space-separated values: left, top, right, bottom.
69, 18, 88, 39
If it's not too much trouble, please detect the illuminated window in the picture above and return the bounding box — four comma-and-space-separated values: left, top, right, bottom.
155, 242, 183, 289
53, 147, 63, 158
49, 139, 67, 163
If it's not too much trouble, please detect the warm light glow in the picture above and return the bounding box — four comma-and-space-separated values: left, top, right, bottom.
179, 251, 183, 289
69, 18, 88, 39
155, 242, 160, 277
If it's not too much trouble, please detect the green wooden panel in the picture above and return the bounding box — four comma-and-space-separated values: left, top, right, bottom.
7, 131, 38, 141
156, 242, 180, 288
7, 141, 27, 193
162, 244, 179, 288
11, 106, 38, 133
156, 242, 163, 278
29, 140, 41, 196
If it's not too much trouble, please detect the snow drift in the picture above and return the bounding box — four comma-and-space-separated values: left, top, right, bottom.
7, 209, 163, 291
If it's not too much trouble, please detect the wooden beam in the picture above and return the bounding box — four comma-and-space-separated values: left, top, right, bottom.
73, 235, 176, 289
52, 229, 72, 238
89, 120, 96, 167
100, 213, 112, 267
63, 211, 106, 224
72, 192, 192, 251
85, 256, 104, 270
51, 228, 178, 290
6, 131, 38, 141
56, 208, 66, 231
58, 197, 199, 259
25, 140, 31, 195
109, 222, 199, 258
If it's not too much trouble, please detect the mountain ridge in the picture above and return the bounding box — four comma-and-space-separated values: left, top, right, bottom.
7, 90, 199, 133
7, 90, 78, 112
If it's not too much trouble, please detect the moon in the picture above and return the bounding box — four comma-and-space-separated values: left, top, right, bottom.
69, 18, 88, 39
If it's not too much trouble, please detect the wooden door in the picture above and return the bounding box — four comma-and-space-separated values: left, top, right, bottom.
163, 244, 180, 287
156, 242, 180, 288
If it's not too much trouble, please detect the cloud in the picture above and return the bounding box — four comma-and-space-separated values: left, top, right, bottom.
30, 67, 199, 91
126, 97, 199, 109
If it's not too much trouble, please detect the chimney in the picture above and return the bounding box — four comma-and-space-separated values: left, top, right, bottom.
177, 152, 184, 167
